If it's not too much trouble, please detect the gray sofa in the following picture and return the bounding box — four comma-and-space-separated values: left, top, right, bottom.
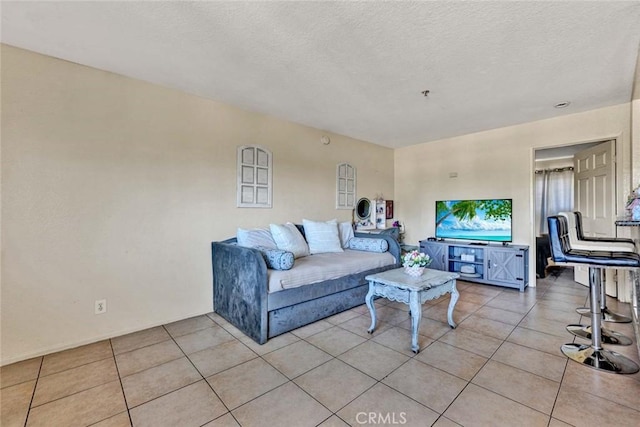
211, 228, 401, 344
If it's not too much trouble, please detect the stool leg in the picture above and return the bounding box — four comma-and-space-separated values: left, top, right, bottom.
591, 269, 603, 350
566, 325, 633, 345
567, 269, 633, 344
562, 267, 640, 374
576, 269, 632, 323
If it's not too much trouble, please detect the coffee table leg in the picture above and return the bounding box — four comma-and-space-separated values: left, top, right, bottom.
409, 290, 421, 353
366, 282, 377, 334
447, 281, 459, 329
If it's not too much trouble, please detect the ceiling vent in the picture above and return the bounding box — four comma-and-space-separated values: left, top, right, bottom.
554, 101, 571, 109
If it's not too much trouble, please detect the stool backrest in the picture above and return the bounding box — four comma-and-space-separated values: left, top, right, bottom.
547, 215, 571, 263
574, 211, 587, 240
569, 211, 635, 250
558, 212, 579, 245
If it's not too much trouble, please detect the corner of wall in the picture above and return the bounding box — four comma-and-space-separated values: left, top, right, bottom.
633, 45, 640, 101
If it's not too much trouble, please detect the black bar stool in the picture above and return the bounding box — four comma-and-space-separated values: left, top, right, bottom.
550, 215, 633, 346
559, 211, 635, 251
547, 215, 639, 374
565, 211, 635, 323
574, 211, 635, 246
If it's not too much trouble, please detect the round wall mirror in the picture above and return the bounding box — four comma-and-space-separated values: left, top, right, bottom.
355, 197, 371, 220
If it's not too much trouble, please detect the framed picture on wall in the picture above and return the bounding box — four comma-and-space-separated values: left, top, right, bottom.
385, 200, 394, 219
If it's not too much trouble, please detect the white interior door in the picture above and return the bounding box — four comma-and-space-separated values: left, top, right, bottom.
573, 140, 616, 286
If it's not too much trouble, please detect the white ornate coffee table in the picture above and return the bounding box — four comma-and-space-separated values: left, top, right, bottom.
365, 267, 460, 353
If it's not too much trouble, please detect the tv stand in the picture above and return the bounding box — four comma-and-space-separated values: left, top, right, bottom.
419, 239, 529, 292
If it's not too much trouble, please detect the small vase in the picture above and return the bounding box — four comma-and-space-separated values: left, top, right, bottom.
404, 266, 425, 277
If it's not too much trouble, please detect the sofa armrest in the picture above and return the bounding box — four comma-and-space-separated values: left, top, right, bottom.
211, 241, 268, 344
353, 232, 401, 265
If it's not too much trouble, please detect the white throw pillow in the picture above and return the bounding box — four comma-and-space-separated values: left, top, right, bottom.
303, 219, 344, 254
269, 223, 310, 258
338, 222, 355, 248
237, 227, 277, 249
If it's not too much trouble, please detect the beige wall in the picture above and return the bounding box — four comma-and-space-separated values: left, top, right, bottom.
534, 158, 573, 170
3, 42, 636, 364
631, 47, 640, 187
633, 99, 640, 187
394, 103, 632, 286
0, 45, 394, 364
633, 45, 640, 102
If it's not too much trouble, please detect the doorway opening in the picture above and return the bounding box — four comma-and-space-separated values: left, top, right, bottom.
533, 139, 615, 280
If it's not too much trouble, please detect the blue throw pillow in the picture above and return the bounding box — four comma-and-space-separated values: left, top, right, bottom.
255, 246, 295, 270
348, 237, 388, 253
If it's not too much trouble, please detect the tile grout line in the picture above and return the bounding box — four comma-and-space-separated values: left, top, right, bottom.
252, 314, 443, 424
23, 349, 129, 425
540, 270, 582, 426
346, 284, 508, 421
422, 284, 546, 423
442, 278, 580, 421
258, 331, 381, 423
9, 268, 638, 427
546, 271, 580, 427
161, 324, 240, 426
22, 355, 44, 427
417, 283, 516, 419
103, 338, 134, 427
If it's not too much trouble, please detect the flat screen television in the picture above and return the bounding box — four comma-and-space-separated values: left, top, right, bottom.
435, 199, 512, 242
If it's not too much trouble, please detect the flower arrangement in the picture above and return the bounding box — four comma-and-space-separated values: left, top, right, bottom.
626, 185, 640, 205
626, 184, 640, 220
402, 250, 431, 268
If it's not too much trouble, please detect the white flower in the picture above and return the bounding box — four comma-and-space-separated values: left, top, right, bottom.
402, 250, 431, 268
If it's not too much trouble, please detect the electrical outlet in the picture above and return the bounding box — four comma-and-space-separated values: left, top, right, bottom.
95, 299, 107, 315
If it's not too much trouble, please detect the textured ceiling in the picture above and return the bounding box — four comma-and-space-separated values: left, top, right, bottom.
2, 1, 640, 148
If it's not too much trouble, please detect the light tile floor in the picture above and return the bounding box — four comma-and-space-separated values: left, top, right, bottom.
2, 268, 640, 426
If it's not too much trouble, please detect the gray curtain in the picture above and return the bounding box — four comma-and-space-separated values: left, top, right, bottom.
535, 168, 574, 235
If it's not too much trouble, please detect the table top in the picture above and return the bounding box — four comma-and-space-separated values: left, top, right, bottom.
366, 267, 459, 291
616, 220, 640, 226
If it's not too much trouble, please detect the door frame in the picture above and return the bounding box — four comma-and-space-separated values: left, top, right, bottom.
529, 133, 625, 287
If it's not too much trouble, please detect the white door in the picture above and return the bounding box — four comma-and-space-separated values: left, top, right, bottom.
573, 140, 616, 286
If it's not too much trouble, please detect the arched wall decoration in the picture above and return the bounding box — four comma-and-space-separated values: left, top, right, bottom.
237, 145, 272, 208
336, 163, 356, 209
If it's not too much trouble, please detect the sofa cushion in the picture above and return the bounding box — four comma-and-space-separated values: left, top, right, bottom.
338, 222, 355, 248
267, 249, 395, 292
348, 237, 389, 253
237, 227, 277, 249
270, 222, 310, 258
255, 246, 295, 271
303, 219, 344, 254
